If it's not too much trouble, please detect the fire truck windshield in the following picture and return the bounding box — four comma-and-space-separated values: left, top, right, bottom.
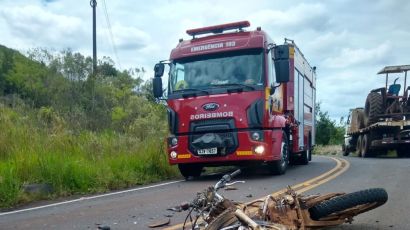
169, 49, 264, 95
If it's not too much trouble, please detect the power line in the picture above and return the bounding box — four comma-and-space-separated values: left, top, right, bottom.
101, 0, 122, 70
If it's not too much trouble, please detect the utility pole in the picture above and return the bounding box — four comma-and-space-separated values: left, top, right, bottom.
90, 0, 97, 75
89, 0, 97, 127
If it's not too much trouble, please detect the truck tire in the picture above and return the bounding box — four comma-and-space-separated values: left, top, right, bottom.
268, 131, 289, 175
396, 147, 409, 158
342, 144, 350, 156
364, 92, 383, 126
309, 188, 388, 220
361, 134, 372, 158
356, 135, 363, 157
178, 164, 203, 179
300, 135, 312, 165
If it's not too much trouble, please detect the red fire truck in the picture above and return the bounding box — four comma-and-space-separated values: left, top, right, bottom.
153, 21, 316, 178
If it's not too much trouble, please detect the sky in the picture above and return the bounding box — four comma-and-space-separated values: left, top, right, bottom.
1, 0, 409, 121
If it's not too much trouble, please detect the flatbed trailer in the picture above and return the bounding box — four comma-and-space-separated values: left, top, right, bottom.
346, 120, 410, 155
343, 65, 410, 157
344, 112, 410, 158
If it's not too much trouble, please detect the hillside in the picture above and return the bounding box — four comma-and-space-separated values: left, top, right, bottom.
0, 45, 177, 208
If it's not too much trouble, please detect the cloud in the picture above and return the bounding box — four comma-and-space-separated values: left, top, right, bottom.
0, 5, 86, 49
106, 24, 150, 51
247, 3, 330, 33
323, 41, 392, 69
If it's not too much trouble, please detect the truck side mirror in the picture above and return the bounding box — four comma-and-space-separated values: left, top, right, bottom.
274, 59, 290, 83
153, 63, 165, 98
153, 77, 163, 98
154, 63, 165, 78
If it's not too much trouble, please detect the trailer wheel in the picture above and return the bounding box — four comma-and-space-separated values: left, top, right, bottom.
178, 164, 203, 179
342, 144, 349, 156
364, 92, 383, 126
356, 135, 363, 157
361, 134, 372, 158
269, 131, 289, 175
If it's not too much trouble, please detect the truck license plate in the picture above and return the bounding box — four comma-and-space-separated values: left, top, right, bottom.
197, 147, 217, 155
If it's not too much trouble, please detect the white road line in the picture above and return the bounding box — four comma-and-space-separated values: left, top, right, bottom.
0, 180, 184, 217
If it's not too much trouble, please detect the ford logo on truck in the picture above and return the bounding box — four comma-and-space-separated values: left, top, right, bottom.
202, 103, 219, 111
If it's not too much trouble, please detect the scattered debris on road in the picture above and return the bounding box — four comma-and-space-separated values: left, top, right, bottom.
224, 186, 238, 190
147, 218, 170, 228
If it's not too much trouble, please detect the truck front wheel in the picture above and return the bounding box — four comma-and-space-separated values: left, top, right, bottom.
397, 147, 409, 158
178, 164, 203, 179
268, 132, 289, 175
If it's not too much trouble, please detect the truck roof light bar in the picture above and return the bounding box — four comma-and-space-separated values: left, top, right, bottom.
186, 21, 250, 37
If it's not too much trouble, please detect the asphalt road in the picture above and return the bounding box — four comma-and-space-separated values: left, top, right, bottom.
0, 155, 409, 229
311, 156, 410, 230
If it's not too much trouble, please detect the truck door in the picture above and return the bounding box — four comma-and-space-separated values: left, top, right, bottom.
294, 69, 304, 149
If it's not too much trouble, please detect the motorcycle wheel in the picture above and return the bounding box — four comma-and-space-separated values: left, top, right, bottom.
205, 208, 237, 230
309, 188, 388, 220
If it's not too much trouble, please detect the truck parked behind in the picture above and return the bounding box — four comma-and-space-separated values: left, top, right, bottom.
343, 65, 410, 157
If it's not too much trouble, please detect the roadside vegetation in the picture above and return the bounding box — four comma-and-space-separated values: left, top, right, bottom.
0, 45, 178, 208
313, 104, 345, 156
315, 103, 345, 146
313, 145, 343, 156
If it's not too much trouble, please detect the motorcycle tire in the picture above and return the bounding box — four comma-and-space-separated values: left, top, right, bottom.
205, 208, 238, 230
309, 188, 388, 220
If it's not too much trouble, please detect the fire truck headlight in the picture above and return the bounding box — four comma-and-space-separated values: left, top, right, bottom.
250, 131, 263, 141
254, 145, 265, 155
169, 137, 178, 146
171, 137, 178, 146
170, 151, 177, 159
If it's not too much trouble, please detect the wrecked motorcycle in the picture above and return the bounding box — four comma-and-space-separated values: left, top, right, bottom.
179, 169, 388, 230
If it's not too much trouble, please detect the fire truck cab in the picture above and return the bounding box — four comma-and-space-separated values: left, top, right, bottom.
153, 21, 316, 178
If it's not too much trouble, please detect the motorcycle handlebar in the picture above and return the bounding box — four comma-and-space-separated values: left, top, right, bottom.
216, 169, 242, 190
229, 169, 241, 179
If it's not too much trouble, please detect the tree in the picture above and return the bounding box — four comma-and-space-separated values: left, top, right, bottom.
315, 103, 344, 145
0, 45, 166, 134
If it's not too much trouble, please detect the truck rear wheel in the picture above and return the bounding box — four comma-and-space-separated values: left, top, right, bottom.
356, 135, 363, 157
361, 134, 372, 158
300, 137, 312, 165
178, 164, 203, 179
364, 92, 383, 126
268, 131, 289, 175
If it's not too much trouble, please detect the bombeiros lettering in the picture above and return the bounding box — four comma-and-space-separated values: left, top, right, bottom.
190, 111, 234, 120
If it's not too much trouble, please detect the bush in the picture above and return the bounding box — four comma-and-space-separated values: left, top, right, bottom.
0, 47, 179, 208
0, 104, 178, 208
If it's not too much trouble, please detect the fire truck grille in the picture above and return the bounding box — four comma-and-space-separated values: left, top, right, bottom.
189, 118, 238, 156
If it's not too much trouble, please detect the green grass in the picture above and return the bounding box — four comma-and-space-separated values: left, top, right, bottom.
313, 145, 343, 156
0, 105, 179, 208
